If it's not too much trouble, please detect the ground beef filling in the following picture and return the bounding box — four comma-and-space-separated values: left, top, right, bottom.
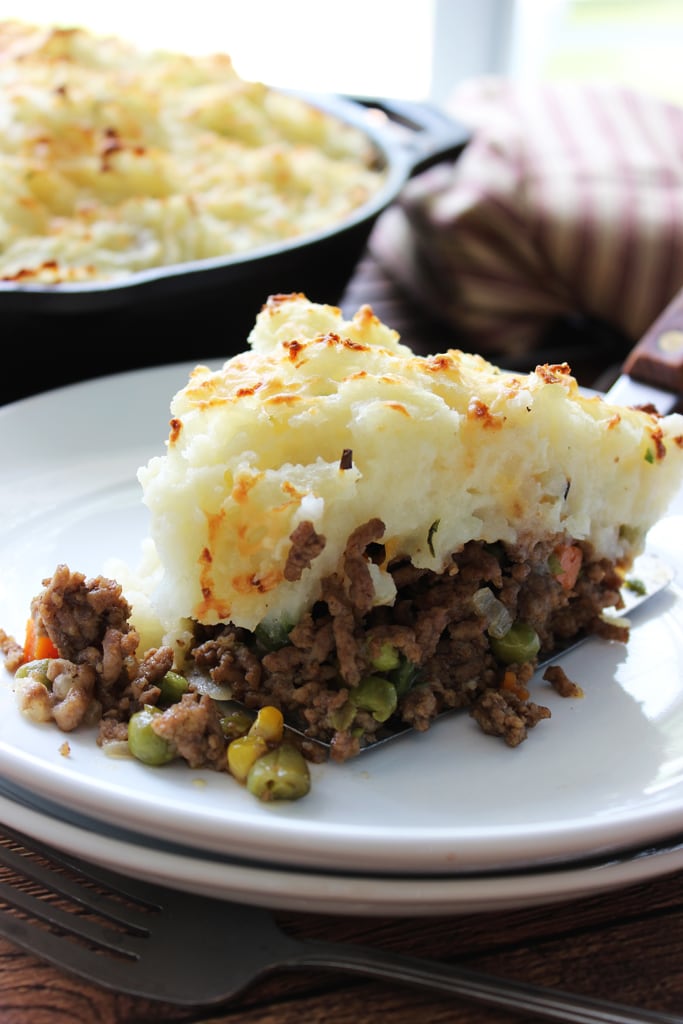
191, 521, 626, 761
1, 521, 628, 767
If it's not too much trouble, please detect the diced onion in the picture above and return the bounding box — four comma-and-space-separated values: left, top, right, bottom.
102, 739, 132, 759
186, 667, 232, 701
599, 613, 631, 629
472, 587, 513, 639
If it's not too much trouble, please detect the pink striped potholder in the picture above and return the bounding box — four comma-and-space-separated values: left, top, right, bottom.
370, 78, 683, 357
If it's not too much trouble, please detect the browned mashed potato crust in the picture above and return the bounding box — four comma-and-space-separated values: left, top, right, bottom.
0, 22, 385, 283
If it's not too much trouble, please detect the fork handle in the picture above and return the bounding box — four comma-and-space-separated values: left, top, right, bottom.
284, 940, 680, 1024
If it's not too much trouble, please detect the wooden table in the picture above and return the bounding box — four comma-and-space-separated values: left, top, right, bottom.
1, 254, 682, 1023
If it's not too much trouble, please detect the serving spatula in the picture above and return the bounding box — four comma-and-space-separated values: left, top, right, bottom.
209, 549, 674, 754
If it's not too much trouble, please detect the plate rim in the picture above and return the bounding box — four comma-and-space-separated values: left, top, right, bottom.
1, 776, 683, 916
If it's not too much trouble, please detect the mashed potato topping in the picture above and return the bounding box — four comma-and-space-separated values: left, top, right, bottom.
138, 293, 683, 638
0, 22, 384, 283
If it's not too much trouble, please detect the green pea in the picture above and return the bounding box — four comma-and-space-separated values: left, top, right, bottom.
128, 705, 176, 766
328, 700, 355, 732
15, 658, 52, 687
253, 617, 293, 651
220, 706, 255, 739
350, 675, 398, 723
489, 622, 541, 665
246, 744, 311, 801
370, 642, 400, 672
389, 656, 419, 698
158, 670, 189, 706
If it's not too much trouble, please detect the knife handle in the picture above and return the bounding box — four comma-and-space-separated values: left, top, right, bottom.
623, 287, 683, 394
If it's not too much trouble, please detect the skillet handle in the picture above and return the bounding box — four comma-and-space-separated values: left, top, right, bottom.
352, 95, 470, 177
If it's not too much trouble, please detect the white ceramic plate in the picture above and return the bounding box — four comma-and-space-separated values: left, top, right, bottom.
2, 776, 683, 916
1, 365, 683, 879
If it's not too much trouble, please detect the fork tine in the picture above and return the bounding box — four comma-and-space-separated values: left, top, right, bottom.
0, 872, 150, 955
0, 826, 159, 990
0, 828, 155, 931
0, 824, 264, 1005
0, 896, 163, 1000
0, 819, 161, 933
0, 900, 137, 973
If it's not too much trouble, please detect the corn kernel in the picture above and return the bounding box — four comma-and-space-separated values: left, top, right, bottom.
227, 734, 268, 783
248, 705, 284, 745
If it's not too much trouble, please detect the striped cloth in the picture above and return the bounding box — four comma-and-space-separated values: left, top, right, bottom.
370, 78, 683, 357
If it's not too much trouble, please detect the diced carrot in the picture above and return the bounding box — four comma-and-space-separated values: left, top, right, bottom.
501, 669, 517, 691
32, 634, 60, 660
23, 617, 59, 663
553, 544, 582, 591
501, 669, 529, 701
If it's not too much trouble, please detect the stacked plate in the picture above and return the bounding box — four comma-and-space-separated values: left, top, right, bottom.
1, 365, 683, 916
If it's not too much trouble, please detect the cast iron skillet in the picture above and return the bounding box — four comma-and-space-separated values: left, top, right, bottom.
1, 93, 468, 402
0, 94, 466, 321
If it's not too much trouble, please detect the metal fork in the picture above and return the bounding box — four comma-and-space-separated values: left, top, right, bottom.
0, 823, 678, 1023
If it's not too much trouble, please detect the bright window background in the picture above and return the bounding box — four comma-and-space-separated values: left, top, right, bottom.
3, 0, 683, 107
2, 0, 438, 99
510, 0, 683, 105
0, 0, 519, 104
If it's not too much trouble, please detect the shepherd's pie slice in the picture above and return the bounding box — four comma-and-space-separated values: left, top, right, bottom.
135, 293, 683, 758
